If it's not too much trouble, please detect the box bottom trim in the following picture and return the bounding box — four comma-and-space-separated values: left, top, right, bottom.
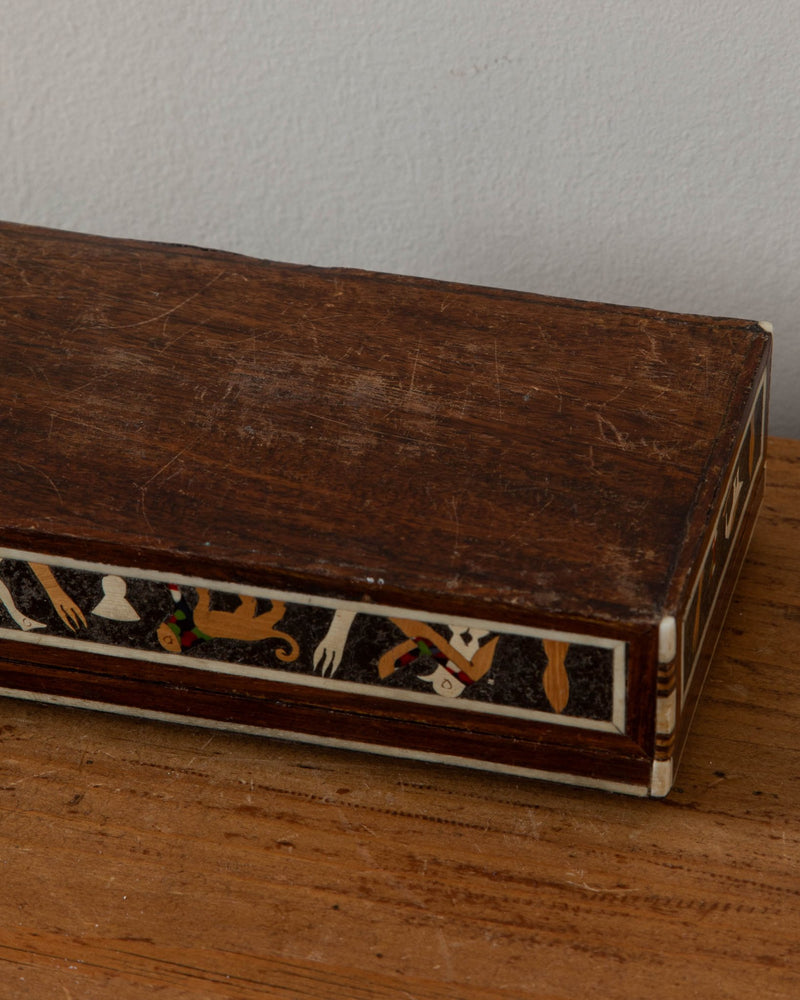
0, 685, 651, 798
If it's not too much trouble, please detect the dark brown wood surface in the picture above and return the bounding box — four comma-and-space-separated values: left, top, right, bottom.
0, 222, 769, 629
0, 437, 797, 1000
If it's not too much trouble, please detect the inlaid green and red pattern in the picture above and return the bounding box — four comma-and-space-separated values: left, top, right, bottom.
0, 222, 771, 795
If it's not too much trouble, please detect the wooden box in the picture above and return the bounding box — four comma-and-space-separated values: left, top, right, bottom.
0, 222, 770, 796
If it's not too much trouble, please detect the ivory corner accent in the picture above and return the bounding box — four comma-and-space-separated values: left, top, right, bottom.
0, 222, 771, 796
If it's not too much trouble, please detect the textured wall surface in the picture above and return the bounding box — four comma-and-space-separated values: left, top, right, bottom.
2, 0, 798, 435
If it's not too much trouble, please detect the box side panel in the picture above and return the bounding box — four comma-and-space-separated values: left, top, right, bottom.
660, 325, 772, 618
0, 547, 655, 793
651, 368, 769, 795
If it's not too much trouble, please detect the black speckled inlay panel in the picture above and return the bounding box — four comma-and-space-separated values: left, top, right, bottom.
0, 555, 622, 729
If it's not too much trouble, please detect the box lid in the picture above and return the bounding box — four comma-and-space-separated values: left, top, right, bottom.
0, 223, 770, 630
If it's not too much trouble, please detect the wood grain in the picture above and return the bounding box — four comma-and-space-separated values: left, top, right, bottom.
0, 437, 797, 999
0, 221, 769, 628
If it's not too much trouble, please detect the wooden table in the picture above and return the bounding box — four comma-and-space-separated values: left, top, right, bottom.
1, 438, 798, 1000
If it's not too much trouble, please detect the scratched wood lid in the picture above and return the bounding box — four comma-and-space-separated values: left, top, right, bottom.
0, 222, 770, 630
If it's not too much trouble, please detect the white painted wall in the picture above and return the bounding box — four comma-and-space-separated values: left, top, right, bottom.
2, 0, 798, 435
